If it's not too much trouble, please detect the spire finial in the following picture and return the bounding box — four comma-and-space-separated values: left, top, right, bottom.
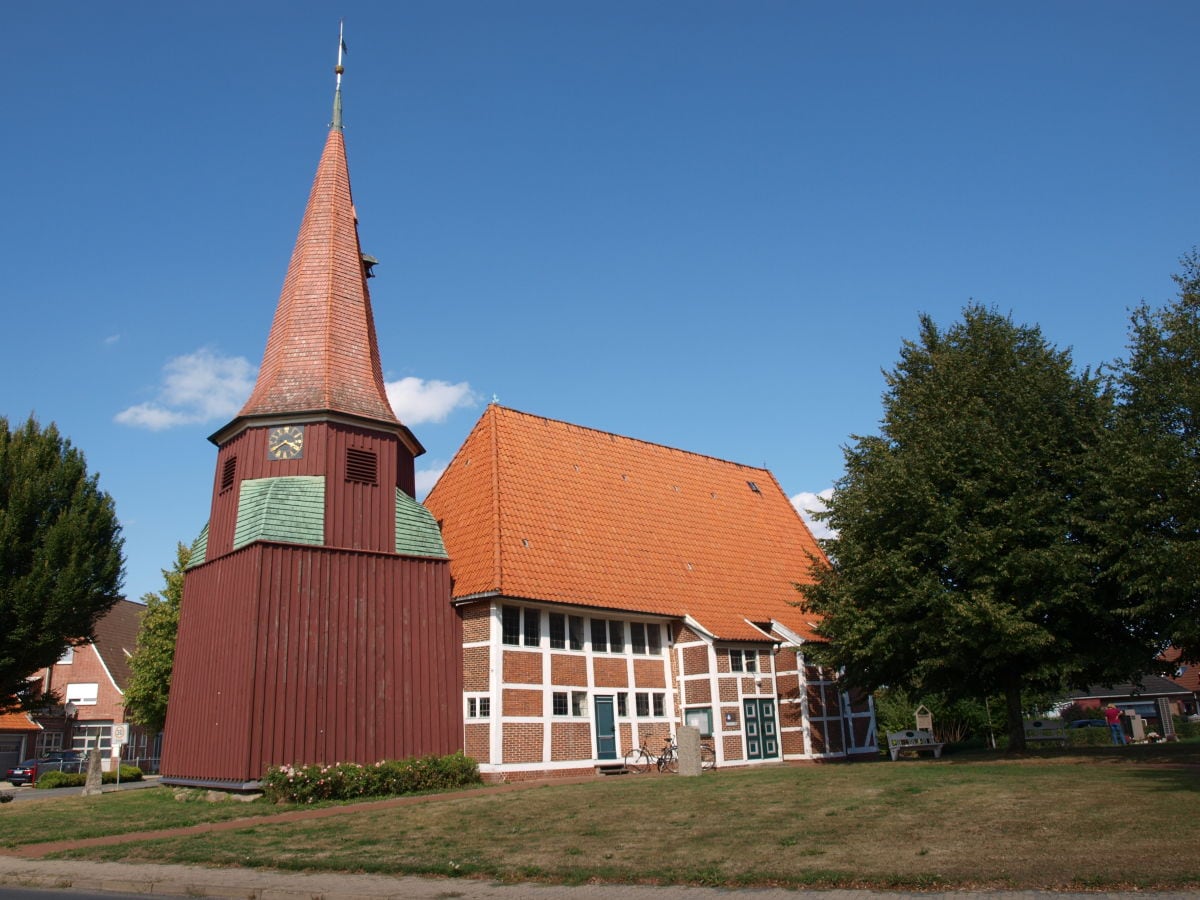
332, 20, 347, 131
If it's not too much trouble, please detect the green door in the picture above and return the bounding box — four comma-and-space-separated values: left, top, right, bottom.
743, 698, 779, 760
595, 695, 617, 760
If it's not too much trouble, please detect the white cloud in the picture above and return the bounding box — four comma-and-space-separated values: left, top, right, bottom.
791, 488, 837, 541
116, 349, 257, 431
103, 334, 121, 346
386, 377, 477, 425
415, 464, 446, 499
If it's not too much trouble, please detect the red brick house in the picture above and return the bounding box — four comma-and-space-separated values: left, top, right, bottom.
21, 599, 152, 770
425, 405, 877, 779
1162, 647, 1199, 716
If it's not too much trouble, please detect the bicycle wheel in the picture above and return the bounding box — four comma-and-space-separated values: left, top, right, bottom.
624, 748, 650, 774
700, 743, 717, 771
660, 749, 679, 774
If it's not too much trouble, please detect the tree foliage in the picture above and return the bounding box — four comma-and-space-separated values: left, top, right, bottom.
1103, 251, 1200, 662
801, 306, 1154, 749
123, 542, 190, 733
0, 416, 124, 707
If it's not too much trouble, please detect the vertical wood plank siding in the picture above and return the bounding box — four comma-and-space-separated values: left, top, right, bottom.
161, 543, 461, 784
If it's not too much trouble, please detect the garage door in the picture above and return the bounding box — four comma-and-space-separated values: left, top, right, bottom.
0, 735, 27, 776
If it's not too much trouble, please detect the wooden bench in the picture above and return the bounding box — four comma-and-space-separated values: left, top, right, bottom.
886, 729, 945, 761
1023, 719, 1067, 746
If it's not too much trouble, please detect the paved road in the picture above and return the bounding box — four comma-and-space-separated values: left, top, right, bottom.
1, 860, 1197, 900
0, 780, 158, 804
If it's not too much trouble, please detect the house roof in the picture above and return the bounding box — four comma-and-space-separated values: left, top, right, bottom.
424, 405, 827, 642
0, 710, 40, 732
90, 599, 145, 692
1161, 647, 1200, 695
236, 109, 399, 429
1066, 674, 1193, 702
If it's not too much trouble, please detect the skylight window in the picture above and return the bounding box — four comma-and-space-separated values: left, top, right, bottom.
747, 481, 761, 493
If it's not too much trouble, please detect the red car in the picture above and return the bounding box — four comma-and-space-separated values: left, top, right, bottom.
4, 751, 86, 786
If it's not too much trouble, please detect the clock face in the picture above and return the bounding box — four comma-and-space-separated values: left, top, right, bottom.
267, 425, 305, 460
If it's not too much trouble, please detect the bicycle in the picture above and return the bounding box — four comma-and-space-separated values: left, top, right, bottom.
624, 736, 678, 774
624, 736, 717, 773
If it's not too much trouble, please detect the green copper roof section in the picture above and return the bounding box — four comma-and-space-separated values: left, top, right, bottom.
234, 476, 326, 551
188, 523, 209, 568
395, 489, 448, 558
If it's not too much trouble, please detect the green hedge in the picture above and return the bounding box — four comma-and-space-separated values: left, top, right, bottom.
35, 766, 143, 789
261, 752, 481, 804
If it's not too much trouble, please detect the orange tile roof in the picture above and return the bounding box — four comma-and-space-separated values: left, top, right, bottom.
238, 125, 398, 427
425, 406, 828, 642
0, 710, 40, 732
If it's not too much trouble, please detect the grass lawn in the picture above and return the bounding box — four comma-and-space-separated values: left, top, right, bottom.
13, 744, 1200, 890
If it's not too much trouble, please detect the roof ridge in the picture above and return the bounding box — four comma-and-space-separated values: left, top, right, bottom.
492, 405, 772, 474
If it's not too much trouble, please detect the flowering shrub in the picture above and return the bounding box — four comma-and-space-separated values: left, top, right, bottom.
261, 752, 480, 804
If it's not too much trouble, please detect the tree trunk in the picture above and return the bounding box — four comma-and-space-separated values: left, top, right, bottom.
1004, 676, 1026, 753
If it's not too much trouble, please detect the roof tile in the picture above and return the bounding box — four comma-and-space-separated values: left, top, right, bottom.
238, 128, 398, 426
425, 406, 828, 641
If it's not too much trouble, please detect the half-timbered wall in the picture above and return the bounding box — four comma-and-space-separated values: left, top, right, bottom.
464, 602, 877, 777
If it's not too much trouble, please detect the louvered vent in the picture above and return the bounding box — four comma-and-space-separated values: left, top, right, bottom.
346, 448, 378, 485
220, 456, 237, 492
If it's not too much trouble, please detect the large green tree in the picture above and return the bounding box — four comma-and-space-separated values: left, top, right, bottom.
0, 416, 124, 707
801, 306, 1152, 750
1103, 250, 1200, 662
123, 543, 190, 733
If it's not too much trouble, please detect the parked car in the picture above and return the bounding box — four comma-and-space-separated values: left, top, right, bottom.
4, 750, 87, 786
1068, 719, 1107, 729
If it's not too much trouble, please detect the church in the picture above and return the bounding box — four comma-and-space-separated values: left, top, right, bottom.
161, 48, 875, 789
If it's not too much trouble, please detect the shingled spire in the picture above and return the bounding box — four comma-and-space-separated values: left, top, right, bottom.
237, 32, 398, 427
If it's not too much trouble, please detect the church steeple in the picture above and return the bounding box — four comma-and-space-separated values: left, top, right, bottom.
236, 29, 399, 429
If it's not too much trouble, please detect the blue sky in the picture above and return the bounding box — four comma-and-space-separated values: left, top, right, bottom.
3, 2, 1197, 603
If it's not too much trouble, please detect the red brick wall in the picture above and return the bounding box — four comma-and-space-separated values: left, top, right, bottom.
781, 728, 805, 755
776, 673, 801, 698
723, 734, 743, 761
463, 646, 489, 692
721, 705, 740, 729
462, 604, 491, 643
682, 645, 709, 674
633, 659, 665, 687
47, 645, 124, 723
503, 650, 541, 684
465, 723, 490, 762
502, 723, 543, 763
718, 678, 739, 702
551, 722, 592, 760
684, 679, 712, 704
550, 653, 587, 686
592, 657, 627, 687
502, 688, 543, 717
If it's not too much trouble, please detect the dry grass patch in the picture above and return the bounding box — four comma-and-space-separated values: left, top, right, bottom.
53, 748, 1200, 890
0, 788, 294, 849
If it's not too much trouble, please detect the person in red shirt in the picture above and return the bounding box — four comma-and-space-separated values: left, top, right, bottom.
1104, 704, 1126, 745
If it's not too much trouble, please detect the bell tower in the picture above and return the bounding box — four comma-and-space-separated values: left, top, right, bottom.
161, 34, 463, 789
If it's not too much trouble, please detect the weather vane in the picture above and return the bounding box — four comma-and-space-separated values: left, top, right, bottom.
332, 20, 347, 131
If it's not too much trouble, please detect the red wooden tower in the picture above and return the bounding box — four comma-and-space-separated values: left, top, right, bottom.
161, 46, 462, 789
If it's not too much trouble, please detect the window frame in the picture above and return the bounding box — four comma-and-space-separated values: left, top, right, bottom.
549, 613, 566, 649
502, 606, 521, 646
